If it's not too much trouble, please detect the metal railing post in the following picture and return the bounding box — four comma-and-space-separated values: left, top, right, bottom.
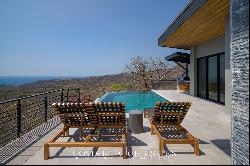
16, 99, 21, 138
77, 88, 80, 103
43, 96, 48, 122
177, 78, 180, 90
61, 89, 64, 103
66, 89, 69, 102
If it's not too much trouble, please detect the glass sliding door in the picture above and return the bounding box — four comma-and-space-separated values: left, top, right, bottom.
198, 58, 207, 99
219, 54, 225, 103
208, 56, 218, 101
197, 53, 225, 104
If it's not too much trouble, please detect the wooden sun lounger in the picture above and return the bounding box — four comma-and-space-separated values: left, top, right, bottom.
44, 102, 126, 160
150, 102, 199, 156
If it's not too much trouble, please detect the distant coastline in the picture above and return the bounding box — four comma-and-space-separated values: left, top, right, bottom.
0, 74, 127, 102
0, 76, 86, 86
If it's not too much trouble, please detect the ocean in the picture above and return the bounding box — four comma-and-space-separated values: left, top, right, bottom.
0, 76, 85, 86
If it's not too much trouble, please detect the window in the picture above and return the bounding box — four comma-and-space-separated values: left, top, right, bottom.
219, 54, 225, 103
208, 55, 218, 101
197, 53, 225, 104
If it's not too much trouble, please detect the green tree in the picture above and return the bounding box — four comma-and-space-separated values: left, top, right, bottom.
110, 83, 129, 92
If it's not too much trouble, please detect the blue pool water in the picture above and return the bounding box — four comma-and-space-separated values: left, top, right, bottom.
99, 91, 167, 112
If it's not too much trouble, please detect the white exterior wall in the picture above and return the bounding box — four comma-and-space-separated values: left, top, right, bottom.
195, 36, 225, 58
189, 15, 231, 111
189, 36, 225, 96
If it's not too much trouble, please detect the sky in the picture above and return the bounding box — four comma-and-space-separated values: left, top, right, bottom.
0, 0, 189, 76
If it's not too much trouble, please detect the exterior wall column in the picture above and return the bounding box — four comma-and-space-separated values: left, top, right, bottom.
190, 46, 197, 96
230, 0, 249, 164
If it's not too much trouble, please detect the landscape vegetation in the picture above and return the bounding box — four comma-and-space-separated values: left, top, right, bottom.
0, 56, 184, 101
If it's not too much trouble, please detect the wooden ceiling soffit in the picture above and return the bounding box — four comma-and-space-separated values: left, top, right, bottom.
159, 0, 230, 49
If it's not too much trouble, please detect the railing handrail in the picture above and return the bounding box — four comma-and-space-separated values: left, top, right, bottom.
0, 88, 83, 147
156, 79, 177, 82
0, 89, 63, 104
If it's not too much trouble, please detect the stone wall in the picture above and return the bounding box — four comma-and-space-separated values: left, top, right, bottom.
152, 80, 177, 90
231, 0, 249, 165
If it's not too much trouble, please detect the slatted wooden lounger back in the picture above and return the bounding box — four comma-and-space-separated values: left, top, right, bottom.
53, 103, 94, 137
44, 102, 126, 160
93, 102, 126, 132
150, 102, 199, 156
92, 102, 126, 157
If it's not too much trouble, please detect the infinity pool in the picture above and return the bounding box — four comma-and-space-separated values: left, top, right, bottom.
99, 91, 167, 112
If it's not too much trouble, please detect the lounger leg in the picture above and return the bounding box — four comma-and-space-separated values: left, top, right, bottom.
63, 126, 65, 137
194, 139, 199, 156
151, 124, 154, 135
122, 144, 127, 159
80, 127, 83, 137
176, 126, 180, 135
44, 143, 49, 160
144, 111, 147, 118
98, 128, 101, 138
115, 128, 118, 137
122, 127, 126, 135
66, 127, 69, 137
159, 139, 164, 156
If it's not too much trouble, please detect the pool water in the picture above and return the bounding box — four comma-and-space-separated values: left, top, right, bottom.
99, 91, 167, 112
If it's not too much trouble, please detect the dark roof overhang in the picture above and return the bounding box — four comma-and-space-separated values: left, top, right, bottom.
165, 52, 190, 64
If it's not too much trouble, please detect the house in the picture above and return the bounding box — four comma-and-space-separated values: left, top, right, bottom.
158, 0, 249, 165
159, 0, 230, 109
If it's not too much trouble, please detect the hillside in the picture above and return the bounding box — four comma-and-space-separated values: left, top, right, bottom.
0, 65, 184, 102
